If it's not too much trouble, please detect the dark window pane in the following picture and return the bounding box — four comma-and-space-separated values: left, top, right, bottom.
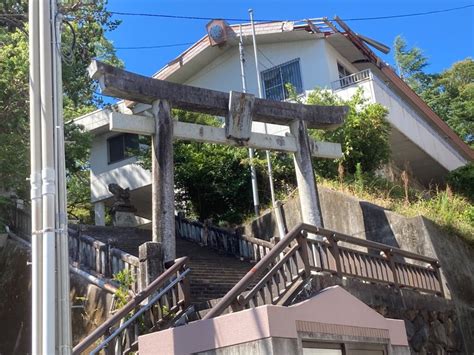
125, 133, 138, 151
261, 59, 302, 101
108, 135, 125, 163
108, 133, 139, 164
338, 62, 351, 78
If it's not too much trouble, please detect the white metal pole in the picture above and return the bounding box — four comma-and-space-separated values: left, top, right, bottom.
53, 9, 73, 354
39, 0, 57, 352
28, 0, 43, 352
239, 25, 260, 217
249, 9, 286, 237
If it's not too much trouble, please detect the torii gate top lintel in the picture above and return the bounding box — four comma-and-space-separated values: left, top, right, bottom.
88, 59, 348, 263
88, 60, 348, 130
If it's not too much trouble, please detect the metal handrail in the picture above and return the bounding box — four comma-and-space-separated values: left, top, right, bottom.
73, 256, 189, 355
331, 69, 372, 90
90, 268, 191, 355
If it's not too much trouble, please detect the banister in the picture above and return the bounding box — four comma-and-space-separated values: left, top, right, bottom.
315, 226, 439, 264
73, 256, 189, 355
237, 243, 302, 306
240, 234, 274, 249
203, 224, 304, 320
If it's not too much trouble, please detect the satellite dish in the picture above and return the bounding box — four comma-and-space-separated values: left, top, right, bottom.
356, 33, 390, 54
206, 19, 229, 47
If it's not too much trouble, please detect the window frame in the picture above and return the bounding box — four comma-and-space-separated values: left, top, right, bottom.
107, 133, 140, 165
337, 62, 352, 79
261, 58, 303, 101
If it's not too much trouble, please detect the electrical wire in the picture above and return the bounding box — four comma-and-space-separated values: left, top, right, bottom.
115, 42, 194, 50
108, 4, 474, 22
258, 48, 276, 67
60, 19, 76, 65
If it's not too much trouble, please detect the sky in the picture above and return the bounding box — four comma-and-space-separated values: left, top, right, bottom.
105, 0, 474, 78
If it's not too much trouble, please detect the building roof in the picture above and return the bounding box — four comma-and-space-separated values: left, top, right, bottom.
149, 17, 473, 162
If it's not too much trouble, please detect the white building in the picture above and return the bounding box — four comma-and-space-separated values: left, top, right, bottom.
75, 18, 474, 226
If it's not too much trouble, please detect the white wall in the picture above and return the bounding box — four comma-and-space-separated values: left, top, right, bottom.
370, 76, 466, 171
186, 38, 333, 94
90, 131, 151, 202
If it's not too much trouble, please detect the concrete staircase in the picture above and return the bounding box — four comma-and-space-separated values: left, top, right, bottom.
176, 237, 253, 304
76, 225, 254, 305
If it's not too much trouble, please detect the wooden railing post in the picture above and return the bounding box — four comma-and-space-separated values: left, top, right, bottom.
432, 261, 445, 297
138, 242, 164, 292
103, 242, 111, 278
179, 265, 191, 308
385, 249, 400, 290
328, 234, 343, 277
296, 231, 311, 276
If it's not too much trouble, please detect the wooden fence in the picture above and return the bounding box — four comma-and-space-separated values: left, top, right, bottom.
5, 203, 31, 242
68, 228, 140, 292
175, 216, 274, 262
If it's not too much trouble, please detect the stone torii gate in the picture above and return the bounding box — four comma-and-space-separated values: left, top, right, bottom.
89, 60, 348, 265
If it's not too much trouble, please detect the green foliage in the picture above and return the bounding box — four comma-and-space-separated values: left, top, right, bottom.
446, 163, 474, 201
113, 269, 135, 310
421, 59, 474, 146
304, 87, 391, 177
136, 110, 295, 224
393, 35, 431, 94
394, 35, 473, 146
354, 163, 364, 193
320, 175, 474, 245
0, 1, 120, 224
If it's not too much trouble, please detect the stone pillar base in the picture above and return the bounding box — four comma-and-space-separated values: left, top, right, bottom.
113, 211, 137, 227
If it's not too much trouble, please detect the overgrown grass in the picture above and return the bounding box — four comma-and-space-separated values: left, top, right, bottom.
318, 172, 474, 246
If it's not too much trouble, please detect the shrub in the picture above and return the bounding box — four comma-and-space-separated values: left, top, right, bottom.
446, 163, 474, 202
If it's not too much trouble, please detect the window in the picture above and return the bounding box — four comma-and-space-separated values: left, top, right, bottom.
261, 58, 303, 101
302, 342, 343, 355
337, 62, 351, 79
107, 133, 139, 164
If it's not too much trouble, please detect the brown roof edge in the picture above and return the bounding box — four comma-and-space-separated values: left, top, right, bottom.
333, 16, 474, 162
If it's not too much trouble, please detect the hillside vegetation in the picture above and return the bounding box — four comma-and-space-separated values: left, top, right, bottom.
316, 165, 474, 246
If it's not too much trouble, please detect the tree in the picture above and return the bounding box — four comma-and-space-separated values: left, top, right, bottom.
422, 59, 474, 146
298, 87, 391, 178
393, 35, 473, 147
393, 35, 431, 94
136, 110, 295, 224
0, 1, 121, 223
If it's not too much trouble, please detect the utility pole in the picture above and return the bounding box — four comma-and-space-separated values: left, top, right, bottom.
249, 9, 286, 238
30, 0, 72, 352
238, 25, 260, 217
28, 0, 42, 353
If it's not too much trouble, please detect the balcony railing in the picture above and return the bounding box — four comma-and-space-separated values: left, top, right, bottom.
331, 69, 372, 90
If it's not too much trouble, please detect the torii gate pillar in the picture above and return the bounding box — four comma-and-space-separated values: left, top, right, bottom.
151, 99, 175, 263
290, 119, 323, 229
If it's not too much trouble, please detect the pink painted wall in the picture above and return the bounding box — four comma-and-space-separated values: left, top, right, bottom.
139, 286, 408, 355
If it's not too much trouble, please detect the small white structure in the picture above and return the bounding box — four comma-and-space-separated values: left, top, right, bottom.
75, 18, 473, 226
